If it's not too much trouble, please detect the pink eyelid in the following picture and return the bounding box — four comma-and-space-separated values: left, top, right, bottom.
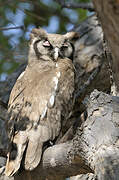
43, 40, 51, 47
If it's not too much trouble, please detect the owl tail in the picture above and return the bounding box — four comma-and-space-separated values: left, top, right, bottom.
5, 134, 44, 176
5, 132, 28, 177
23, 125, 50, 170
24, 140, 43, 170
5, 126, 50, 176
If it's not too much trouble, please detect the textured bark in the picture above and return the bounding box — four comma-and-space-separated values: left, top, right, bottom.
14, 142, 92, 180
14, 90, 119, 180
73, 15, 110, 104
93, 0, 119, 94
70, 173, 96, 180
81, 90, 119, 180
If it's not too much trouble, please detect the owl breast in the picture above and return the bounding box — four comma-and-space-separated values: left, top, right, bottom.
24, 58, 75, 138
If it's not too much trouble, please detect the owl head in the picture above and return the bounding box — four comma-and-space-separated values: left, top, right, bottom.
28, 28, 79, 63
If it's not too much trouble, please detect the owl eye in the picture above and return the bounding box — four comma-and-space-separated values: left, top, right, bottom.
62, 43, 69, 48
43, 40, 51, 47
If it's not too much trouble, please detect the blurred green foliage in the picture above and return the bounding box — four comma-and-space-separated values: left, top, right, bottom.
0, 0, 91, 81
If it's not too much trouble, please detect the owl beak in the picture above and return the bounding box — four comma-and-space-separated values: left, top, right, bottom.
54, 47, 59, 61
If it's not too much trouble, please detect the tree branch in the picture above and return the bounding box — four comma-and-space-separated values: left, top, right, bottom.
14, 140, 92, 180
0, 26, 24, 31
55, 0, 94, 11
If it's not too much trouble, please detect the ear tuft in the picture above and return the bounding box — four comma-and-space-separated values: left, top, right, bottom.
30, 28, 47, 40
65, 31, 80, 41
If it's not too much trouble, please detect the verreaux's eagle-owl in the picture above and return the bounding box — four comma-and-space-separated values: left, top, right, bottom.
5, 28, 77, 176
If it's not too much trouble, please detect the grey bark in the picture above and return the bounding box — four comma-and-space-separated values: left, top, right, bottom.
93, 0, 119, 95
70, 174, 96, 180
14, 90, 119, 180
81, 90, 119, 180
0, 14, 115, 180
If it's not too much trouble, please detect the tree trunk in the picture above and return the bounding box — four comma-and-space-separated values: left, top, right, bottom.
93, 0, 119, 95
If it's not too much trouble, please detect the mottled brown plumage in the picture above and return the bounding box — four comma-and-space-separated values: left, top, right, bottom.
5, 28, 77, 176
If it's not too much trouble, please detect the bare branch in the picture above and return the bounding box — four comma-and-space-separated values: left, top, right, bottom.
0, 26, 24, 31
55, 0, 94, 11
14, 141, 92, 180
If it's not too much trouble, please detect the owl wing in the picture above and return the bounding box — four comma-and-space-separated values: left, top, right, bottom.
5, 60, 75, 176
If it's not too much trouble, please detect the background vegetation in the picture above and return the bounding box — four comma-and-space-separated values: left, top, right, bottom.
0, 0, 91, 81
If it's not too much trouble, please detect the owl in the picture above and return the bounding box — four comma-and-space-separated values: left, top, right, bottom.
5, 28, 77, 176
